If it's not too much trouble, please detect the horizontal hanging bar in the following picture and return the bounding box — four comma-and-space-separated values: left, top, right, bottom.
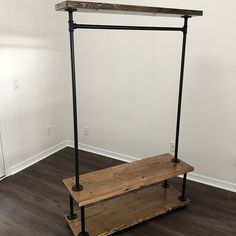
74, 24, 184, 32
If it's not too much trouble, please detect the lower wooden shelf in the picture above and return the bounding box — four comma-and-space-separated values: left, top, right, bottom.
66, 184, 189, 236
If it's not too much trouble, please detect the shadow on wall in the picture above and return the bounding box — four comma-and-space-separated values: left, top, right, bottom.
0, 35, 63, 49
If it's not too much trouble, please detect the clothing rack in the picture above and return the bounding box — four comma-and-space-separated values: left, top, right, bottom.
56, 1, 203, 235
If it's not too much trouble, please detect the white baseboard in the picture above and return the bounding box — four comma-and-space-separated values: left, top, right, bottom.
67, 141, 236, 193
7, 140, 236, 193
9, 141, 68, 176
67, 141, 138, 163
187, 173, 236, 193
0, 175, 6, 181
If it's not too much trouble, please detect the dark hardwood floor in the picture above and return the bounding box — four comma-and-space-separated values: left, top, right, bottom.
0, 147, 235, 236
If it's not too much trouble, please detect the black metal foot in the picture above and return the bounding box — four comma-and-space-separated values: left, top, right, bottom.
78, 232, 89, 236
171, 158, 180, 164
67, 212, 77, 221
161, 180, 170, 189
72, 184, 83, 192
178, 195, 189, 202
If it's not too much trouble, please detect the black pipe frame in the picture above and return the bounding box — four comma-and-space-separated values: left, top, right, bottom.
78, 206, 89, 236
68, 10, 83, 192
178, 173, 189, 201
67, 195, 77, 220
172, 16, 190, 164
67, 12, 191, 234
74, 23, 184, 32
161, 179, 170, 189
68, 15, 190, 185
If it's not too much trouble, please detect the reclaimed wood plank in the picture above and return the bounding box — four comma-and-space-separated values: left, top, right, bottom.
55, 1, 203, 17
66, 185, 189, 236
63, 153, 194, 206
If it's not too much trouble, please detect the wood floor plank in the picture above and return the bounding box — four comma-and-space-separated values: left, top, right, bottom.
64, 153, 193, 206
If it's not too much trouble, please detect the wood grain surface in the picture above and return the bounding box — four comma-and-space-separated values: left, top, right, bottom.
64, 153, 194, 206
66, 185, 189, 236
55, 1, 203, 17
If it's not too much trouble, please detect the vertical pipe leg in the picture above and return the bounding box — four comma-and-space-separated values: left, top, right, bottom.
172, 16, 190, 164
79, 206, 89, 236
68, 10, 83, 192
178, 173, 189, 201
161, 180, 170, 188
67, 195, 77, 220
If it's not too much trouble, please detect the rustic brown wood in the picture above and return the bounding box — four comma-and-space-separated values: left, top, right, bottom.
55, 1, 203, 17
66, 185, 189, 236
64, 153, 194, 206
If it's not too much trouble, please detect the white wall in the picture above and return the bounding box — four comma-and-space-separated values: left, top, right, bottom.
0, 0, 235, 190
65, 0, 236, 187
0, 0, 71, 171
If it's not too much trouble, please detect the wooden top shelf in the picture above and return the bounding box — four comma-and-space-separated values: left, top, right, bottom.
55, 1, 203, 17
63, 153, 194, 207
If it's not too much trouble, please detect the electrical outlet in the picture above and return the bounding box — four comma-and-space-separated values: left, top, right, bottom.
170, 141, 175, 154
84, 126, 89, 136
47, 126, 52, 136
